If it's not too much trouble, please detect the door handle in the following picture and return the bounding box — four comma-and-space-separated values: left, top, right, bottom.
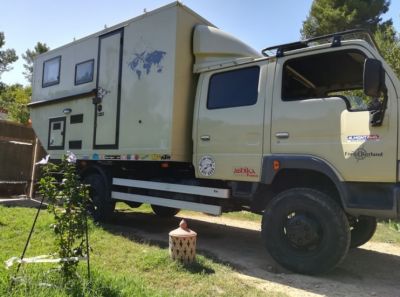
275, 132, 289, 139
200, 135, 211, 141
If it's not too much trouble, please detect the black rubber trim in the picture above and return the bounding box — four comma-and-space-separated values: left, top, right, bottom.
261, 155, 400, 218
29, 90, 96, 107
69, 140, 82, 149
262, 155, 342, 185
70, 114, 84, 124
341, 182, 400, 219
341, 182, 398, 210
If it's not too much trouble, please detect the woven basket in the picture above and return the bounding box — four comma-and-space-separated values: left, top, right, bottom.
169, 219, 197, 263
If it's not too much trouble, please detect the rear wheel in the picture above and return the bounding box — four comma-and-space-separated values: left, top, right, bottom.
84, 173, 115, 222
126, 202, 143, 208
349, 216, 377, 248
151, 204, 180, 218
261, 188, 350, 275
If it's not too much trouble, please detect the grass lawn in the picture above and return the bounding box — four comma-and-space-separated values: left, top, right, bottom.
2, 203, 399, 296
0, 205, 285, 297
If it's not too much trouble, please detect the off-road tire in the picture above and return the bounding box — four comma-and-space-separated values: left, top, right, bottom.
261, 188, 350, 275
350, 216, 377, 248
84, 173, 115, 222
126, 202, 143, 208
151, 205, 180, 218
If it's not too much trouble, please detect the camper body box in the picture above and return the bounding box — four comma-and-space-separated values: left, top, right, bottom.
30, 3, 211, 162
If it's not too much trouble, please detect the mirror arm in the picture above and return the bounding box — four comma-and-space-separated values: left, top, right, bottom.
371, 88, 388, 127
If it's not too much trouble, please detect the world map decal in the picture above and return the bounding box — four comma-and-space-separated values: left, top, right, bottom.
128, 50, 166, 79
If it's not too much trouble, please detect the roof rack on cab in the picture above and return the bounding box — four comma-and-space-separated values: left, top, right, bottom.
262, 29, 378, 57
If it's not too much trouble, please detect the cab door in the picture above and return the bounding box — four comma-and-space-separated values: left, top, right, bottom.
194, 64, 266, 181
270, 47, 398, 182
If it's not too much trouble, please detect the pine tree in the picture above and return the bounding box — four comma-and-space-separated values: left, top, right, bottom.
0, 32, 18, 79
301, 0, 391, 38
22, 42, 50, 84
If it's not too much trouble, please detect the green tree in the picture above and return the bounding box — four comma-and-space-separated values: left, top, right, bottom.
0, 32, 18, 79
375, 24, 400, 78
301, 0, 391, 38
22, 42, 50, 84
0, 84, 31, 124
301, 0, 400, 79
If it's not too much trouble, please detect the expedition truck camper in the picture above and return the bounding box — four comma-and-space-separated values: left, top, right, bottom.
29, 2, 400, 274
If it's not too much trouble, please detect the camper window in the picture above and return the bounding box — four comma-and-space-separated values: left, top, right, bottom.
207, 66, 260, 110
42, 56, 61, 88
75, 59, 94, 85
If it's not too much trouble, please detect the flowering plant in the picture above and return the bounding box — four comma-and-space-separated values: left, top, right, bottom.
37, 151, 90, 281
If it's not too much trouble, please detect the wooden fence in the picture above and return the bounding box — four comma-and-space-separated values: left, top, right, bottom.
0, 120, 45, 197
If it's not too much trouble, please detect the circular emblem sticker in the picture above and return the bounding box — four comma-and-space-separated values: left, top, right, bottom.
199, 156, 216, 177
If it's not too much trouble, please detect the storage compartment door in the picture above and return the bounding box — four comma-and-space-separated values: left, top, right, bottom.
48, 117, 66, 150
94, 29, 123, 149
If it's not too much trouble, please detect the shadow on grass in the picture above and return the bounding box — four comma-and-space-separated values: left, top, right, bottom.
179, 261, 215, 275
100, 211, 234, 271
0, 198, 47, 209
98, 209, 400, 297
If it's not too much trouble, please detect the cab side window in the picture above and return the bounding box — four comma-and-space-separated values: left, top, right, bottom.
282, 50, 375, 111
207, 66, 260, 109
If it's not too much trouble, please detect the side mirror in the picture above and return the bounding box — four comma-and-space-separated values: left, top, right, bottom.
363, 58, 385, 97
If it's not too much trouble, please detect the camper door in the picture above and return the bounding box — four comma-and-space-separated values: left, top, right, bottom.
93, 28, 124, 149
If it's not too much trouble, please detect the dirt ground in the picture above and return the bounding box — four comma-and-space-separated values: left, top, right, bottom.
108, 209, 400, 297
2, 199, 400, 297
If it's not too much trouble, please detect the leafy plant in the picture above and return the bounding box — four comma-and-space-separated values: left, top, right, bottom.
0, 84, 31, 125
387, 219, 400, 232
37, 152, 90, 282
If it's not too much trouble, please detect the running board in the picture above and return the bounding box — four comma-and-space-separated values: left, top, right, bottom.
113, 178, 230, 199
112, 191, 222, 215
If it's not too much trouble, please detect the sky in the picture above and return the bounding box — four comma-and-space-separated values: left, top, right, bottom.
1, 0, 400, 86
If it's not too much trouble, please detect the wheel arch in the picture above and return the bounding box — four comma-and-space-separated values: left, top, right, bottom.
259, 155, 347, 207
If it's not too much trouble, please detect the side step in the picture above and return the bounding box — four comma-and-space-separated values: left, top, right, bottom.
113, 178, 230, 198
112, 178, 229, 215
112, 191, 222, 215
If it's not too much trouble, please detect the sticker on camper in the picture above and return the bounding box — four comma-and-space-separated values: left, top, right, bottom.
233, 167, 258, 178
346, 135, 380, 142
345, 148, 383, 161
104, 155, 121, 160
128, 50, 166, 80
199, 156, 216, 177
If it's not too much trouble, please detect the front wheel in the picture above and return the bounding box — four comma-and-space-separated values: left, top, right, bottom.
261, 188, 350, 275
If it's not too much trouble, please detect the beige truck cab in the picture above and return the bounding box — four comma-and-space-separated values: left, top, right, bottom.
192, 29, 399, 274
29, 2, 400, 275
